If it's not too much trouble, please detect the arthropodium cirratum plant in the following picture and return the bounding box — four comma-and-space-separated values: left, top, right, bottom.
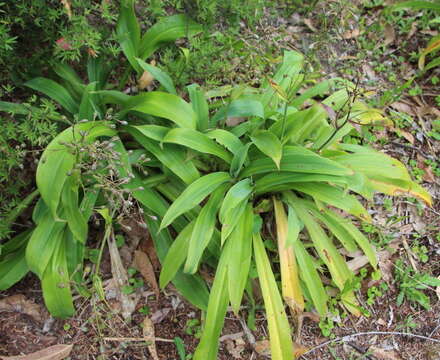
0, 4, 433, 360
2, 48, 432, 359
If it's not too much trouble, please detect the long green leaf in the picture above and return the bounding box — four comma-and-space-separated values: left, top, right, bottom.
219, 179, 253, 243
253, 232, 294, 360
26, 210, 66, 278
160, 172, 231, 230
251, 130, 283, 169
144, 215, 209, 310
289, 182, 372, 222
123, 92, 197, 129
139, 15, 202, 60
241, 146, 352, 178
219, 179, 253, 223
187, 83, 209, 131
230, 143, 251, 178
0, 248, 29, 290
388, 1, 440, 12
254, 172, 349, 194
284, 192, 356, 308
25, 77, 78, 114
78, 82, 100, 121
163, 128, 232, 163
227, 204, 253, 314
193, 245, 230, 360
61, 175, 87, 243
185, 184, 228, 274
117, 0, 141, 71
293, 239, 328, 316
41, 232, 75, 318
137, 58, 177, 94
206, 129, 243, 154
160, 221, 195, 288
127, 126, 200, 184
52, 62, 85, 98
210, 99, 265, 126
130, 124, 169, 142
0, 231, 33, 290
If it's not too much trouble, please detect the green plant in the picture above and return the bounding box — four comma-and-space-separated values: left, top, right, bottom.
394, 259, 440, 310
396, 314, 418, 331
174, 336, 188, 360
0, 3, 433, 359
184, 319, 202, 338
366, 282, 388, 305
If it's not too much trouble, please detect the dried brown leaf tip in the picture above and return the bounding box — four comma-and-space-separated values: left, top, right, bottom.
0, 344, 73, 360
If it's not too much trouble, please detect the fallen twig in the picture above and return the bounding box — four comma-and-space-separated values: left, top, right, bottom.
103, 336, 174, 343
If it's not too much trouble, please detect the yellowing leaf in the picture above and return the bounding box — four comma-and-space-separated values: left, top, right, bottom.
369, 176, 432, 206
419, 35, 440, 69
273, 199, 304, 314
350, 101, 393, 126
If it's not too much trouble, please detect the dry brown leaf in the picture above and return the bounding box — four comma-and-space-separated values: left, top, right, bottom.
384, 24, 396, 46
303, 19, 317, 32
340, 55, 358, 60
226, 338, 246, 359
377, 318, 387, 326
399, 224, 414, 235
254, 340, 271, 356
143, 317, 159, 360
377, 250, 394, 283
0, 294, 45, 322
150, 308, 171, 324
226, 116, 246, 127
347, 256, 369, 273
108, 233, 137, 320
407, 22, 418, 39
139, 236, 161, 270
420, 30, 438, 36
389, 102, 415, 116
417, 154, 436, 183
0, 344, 73, 360
369, 346, 402, 360
60, 0, 72, 19
253, 339, 308, 358
133, 250, 160, 299
219, 332, 245, 342
342, 28, 360, 39
138, 71, 154, 90
392, 127, 414, 144
293, 342, 309, 358
362, 64, 377, 81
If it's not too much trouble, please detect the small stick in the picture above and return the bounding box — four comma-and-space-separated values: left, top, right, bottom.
103, 336, 174, 343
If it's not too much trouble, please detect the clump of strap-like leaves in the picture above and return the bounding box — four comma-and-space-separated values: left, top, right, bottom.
0, 2, 431, 360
